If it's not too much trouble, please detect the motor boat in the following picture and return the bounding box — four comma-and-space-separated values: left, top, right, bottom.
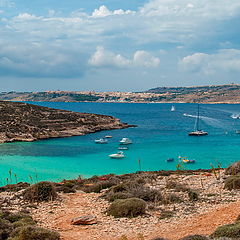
105, 135, 113, 138
179, 156, 195, 163
94, 138, 108, 144
109, 151, 125, 159
166, 158, 174, 162
118, 146, 128, 150
119, 138, 132, 145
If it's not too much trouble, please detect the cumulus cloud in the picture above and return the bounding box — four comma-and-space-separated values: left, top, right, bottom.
89, 47, 160, 68
133, 50, 160, 67
88, 46, 130, 68
179, 49, 240, 74
91, 5, 134, 18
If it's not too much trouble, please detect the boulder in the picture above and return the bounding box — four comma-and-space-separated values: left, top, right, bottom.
71, 215, 97, 225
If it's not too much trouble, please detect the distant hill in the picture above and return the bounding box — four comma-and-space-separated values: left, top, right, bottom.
145, 84, 240, 103
0, 84, 239, 103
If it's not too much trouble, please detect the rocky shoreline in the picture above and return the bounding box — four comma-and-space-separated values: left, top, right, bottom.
0, 101, 133, 143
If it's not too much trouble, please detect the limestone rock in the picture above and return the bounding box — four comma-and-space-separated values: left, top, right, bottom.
71, 215, 97, 225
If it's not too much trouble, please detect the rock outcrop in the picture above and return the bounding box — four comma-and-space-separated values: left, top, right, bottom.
0, 101, 131, 143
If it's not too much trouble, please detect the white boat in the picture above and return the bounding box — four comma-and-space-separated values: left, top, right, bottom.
118, 146, 128, 150
171, 105, 175, 111
231, 114, 240, 119
105, 135, 113, 138
109, 151, 125, 159
94, 138, 108, 144
119, 138, 132, 145
188, 104, 208, 136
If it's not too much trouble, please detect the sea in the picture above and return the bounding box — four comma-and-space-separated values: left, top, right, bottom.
0, 102, 239, 185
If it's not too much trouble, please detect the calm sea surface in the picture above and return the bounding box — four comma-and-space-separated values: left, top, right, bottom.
0, 102, 239, 184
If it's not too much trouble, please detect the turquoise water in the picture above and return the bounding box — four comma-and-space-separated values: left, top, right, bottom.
0, 102, 239, 184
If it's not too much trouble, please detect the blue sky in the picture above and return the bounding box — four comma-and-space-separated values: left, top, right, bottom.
0, 0, 240, 91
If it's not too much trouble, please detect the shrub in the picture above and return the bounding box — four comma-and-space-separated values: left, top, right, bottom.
188, 190, 199, 201
159, 210, 174, 219
165, 181, 189, 192
165, 193, 183, 204
179, 235, 208, 240
3, 212, 32, 223
23, 182, 58, 202
9, 226, 60, 240
130, 187, 163, 202
83, 181, 116, 193
224, 175, 240, 190
179, 235, 209, 240
225, 161, 240, 175
107, 198, 146, 218
12, 218, 36, 228
210, 221, 240, 238
106, 192, 133, 202
0, 218, 13, 239
236, 214, 240, 222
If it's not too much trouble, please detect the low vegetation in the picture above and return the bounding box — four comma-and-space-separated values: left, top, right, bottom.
0, 211, 59, 240
23, 181, 58, 202
210, 221, 240, 238
225, 161, 240, 175
179, 235, 209, 240
224, 175, 240, 190
107, 198, 146, 218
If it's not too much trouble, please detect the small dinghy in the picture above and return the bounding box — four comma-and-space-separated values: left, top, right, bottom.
166, 158, 174, 162
94, 138, 108, 144
118, 146, 128, 150
105, 135, 113, 138
109, 151, 125, 159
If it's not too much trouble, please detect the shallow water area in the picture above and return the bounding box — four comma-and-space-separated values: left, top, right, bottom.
0, 102, 239, 184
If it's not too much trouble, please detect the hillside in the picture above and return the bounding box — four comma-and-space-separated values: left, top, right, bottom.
0, 101, 130, 143
146, 84, 240, 103
0, 84, 240, 103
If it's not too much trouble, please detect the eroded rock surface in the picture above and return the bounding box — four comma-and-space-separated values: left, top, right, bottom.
0, 101, 131, 143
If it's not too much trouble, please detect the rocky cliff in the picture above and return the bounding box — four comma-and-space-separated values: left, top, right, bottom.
0, 101, 130, 143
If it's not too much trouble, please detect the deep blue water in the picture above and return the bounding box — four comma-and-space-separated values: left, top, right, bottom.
0, 102, 239, 185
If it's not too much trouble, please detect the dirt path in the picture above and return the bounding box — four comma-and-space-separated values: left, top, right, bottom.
32, 192, 240, 240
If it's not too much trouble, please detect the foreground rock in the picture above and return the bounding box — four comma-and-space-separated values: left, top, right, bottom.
0, 101, 131, 143
71, 215, 97, 225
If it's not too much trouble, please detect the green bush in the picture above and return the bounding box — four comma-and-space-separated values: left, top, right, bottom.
9, 226, 60, 240
159, 210, 174, 219
23, 181, 58, 202
166, 181, 189, 192
83, 181, 116, 193
224, 175, 240, 190
12, 218, 36, 228
188, 190, 199, 201
106, 192, 133, 202
225, 161, 240, 175
210, 221, 240, 238
107, 198, 146, 218
0, 218, 13, 239
179, 235, 209, 240
165, 193, 183, 204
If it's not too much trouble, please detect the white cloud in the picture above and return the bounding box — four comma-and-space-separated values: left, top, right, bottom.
88, 46, 130, 68
91, 5, 134, 18
133, 50, 160, 67
89, 47, 160, 68
13, 13, 42, 21
179, 49, 240, 74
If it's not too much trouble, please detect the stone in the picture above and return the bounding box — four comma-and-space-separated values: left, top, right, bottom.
71, 215, 97, 225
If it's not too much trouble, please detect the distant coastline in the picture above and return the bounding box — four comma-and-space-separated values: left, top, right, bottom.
1, 84, 240, 104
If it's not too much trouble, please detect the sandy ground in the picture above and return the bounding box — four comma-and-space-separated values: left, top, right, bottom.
32, 191, 240, 240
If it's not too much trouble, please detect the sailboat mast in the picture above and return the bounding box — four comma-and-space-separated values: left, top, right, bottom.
197, 103, 200, 131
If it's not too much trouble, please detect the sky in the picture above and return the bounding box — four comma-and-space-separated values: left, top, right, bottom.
0, 0, 240, 92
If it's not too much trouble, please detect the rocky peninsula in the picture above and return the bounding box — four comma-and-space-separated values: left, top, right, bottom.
0, 101, 131, 143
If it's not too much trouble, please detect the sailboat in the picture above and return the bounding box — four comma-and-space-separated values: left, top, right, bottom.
188, 104, 208, 136
171, 105, 175, 111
